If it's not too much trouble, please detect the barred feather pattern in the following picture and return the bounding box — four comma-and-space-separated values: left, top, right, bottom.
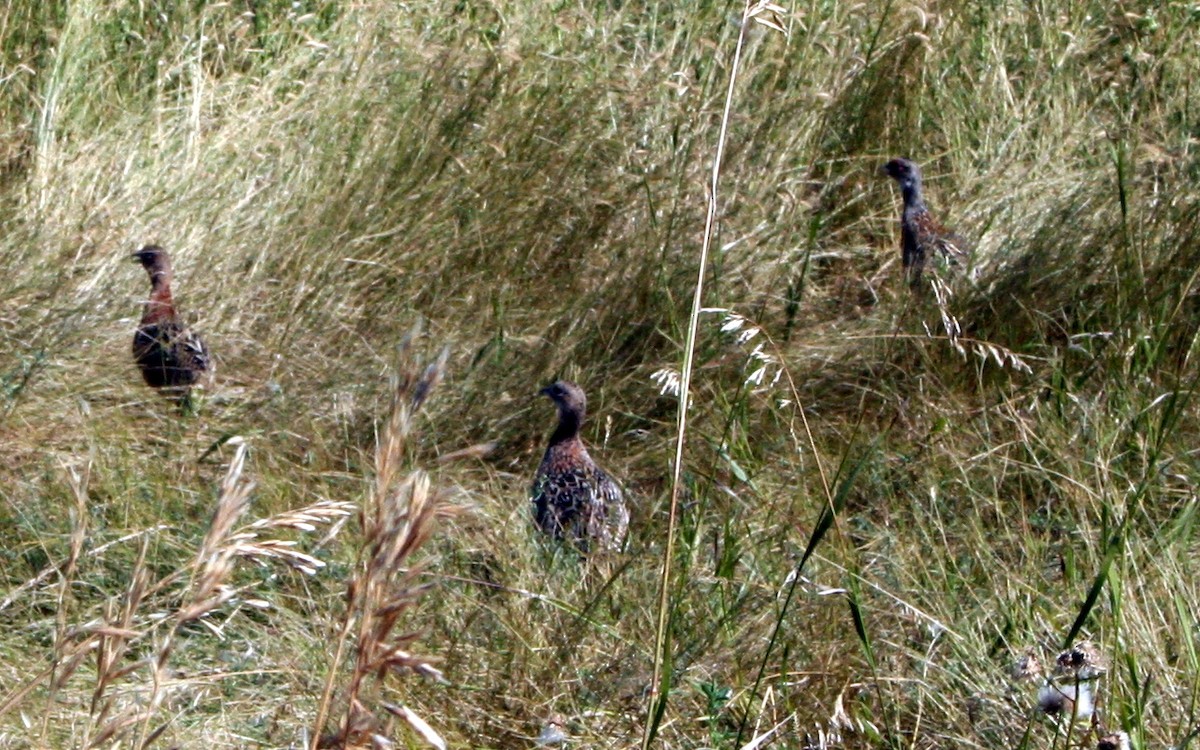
132, 320, 211, 391
532, 443, 628, 552
884, 158, 973, 289
531, 381, 628, 553
131, 245, 211, 400
902, 205, 972, 287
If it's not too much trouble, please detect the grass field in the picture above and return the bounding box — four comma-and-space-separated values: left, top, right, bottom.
1, 1, 1198, 748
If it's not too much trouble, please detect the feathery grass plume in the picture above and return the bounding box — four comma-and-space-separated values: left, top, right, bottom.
700, 308, 785, 391
313, 334, 462, 750
927, 277, 1033, 374
33, 459, 93, 743
132, 437, 353, 746
0, 438, 353, 748
86, 538, 150, 746
649, 367, 682, 398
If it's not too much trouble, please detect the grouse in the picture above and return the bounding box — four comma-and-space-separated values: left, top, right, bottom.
531, 380, 628, 552
882, 158, 972, 289
131, 245, 211, 403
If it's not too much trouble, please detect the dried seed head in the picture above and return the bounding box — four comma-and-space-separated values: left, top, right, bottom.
536, 714, 568, 747
1012, 650, 1044, 682
1097, 731, 1130, 750
1056, 641, 1106, 679
1037, 681, 1093, 721
650, 368, 682, 397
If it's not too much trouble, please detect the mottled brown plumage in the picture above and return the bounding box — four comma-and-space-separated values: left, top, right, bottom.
131, 245, 210, 402
531, 380, 628, 552
882, 158, 972, 289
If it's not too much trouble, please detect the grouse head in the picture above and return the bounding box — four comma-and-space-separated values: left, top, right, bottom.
540, 380, 587, 421
131, 245, 173, 278
882, 158, 923, 192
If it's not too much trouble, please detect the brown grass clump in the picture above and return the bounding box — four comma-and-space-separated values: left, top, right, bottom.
313, 334, 465, 750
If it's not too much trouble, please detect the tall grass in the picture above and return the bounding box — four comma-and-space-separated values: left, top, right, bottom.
0, 0, 1198, 747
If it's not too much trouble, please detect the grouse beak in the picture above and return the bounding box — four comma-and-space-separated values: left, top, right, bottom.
538, 385, 553, 398
130, 252, 142, 262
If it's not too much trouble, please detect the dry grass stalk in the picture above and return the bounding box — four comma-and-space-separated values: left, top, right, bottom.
41, 459, 92, 741
645, 4, 791, 747
0, 525, 171, 614
313, 335, 462, 750
928, 277, 1032, 373
78, 538, 151, 747
0, 438, 353, 748
129, 438, 354, 746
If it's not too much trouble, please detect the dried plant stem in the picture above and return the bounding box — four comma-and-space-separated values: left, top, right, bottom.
312, 339, 453, 750
134, 439, 255, 749
0, 525, 170, 614
641, 7, 758, 748
42, 460, 90, 744
311, 615, 355, 750
309, 389, 402, 750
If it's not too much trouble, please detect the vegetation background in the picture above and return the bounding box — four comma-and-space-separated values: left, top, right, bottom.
0, 0, 1197, 747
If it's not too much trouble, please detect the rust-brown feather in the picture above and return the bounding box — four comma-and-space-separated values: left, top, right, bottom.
131, 245, 211, 402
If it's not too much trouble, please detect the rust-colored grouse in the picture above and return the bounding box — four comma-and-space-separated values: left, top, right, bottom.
882, 158, 972, 289
131, 245, 210, 402
531, 380, 628, 552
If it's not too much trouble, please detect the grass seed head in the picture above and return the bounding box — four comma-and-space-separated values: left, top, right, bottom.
1036, 681, 1094, 721
1011, 650, 1044, 682
1056, 641, 1107, 680
1097, 731, 1131, 750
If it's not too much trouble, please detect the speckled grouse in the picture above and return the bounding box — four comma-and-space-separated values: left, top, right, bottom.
531, 380, 628, 552
131, 245, 211, 402
882, 158, 972, 289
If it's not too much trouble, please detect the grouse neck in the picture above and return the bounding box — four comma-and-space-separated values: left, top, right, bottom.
147, 266, 173, 287
548, 407, 584, 447
900, 179, 926, 211
144, 275, 176, 320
